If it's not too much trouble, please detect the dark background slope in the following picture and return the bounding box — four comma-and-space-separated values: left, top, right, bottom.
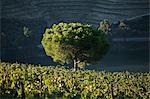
1, 0, 149, 72
1, 0, 149, 25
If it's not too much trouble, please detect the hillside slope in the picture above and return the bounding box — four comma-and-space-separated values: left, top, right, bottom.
1, 0, 149, 26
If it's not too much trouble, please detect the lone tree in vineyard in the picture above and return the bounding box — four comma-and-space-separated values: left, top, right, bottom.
41, 22, 109, 71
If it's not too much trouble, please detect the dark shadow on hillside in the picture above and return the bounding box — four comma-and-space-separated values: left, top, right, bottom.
1, 14, 149, 72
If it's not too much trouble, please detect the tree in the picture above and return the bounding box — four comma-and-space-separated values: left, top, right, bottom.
119, 20, 128, 30
41, 22, 109, 71
23, 26, 32, 37
119, 20, 129, 42
98, 19, 111, 35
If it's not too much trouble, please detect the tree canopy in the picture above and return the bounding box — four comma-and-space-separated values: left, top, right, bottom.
41, 22, 109, 71
98, 19, 110, 35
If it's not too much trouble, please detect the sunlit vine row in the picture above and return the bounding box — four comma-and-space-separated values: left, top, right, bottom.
0, 62, 149, 99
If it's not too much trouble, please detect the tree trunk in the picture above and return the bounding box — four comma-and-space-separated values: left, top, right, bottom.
73, 59, 77, 71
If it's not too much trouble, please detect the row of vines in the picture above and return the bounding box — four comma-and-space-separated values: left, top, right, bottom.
0, 62, 150, 99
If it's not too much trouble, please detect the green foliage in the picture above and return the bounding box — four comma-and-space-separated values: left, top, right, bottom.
0, 62, 150, 99
98, 19, 110, 34
23, 26, 32, 37
119, 20, 129, 30
41, 22, 109, 69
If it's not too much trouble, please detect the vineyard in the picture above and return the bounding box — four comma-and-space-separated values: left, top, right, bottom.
0, 62, 150, 99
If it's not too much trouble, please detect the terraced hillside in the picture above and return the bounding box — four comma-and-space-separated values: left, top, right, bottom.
1, 0, 149, 26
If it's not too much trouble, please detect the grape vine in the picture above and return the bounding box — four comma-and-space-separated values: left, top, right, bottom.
0, 62, 149, 99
